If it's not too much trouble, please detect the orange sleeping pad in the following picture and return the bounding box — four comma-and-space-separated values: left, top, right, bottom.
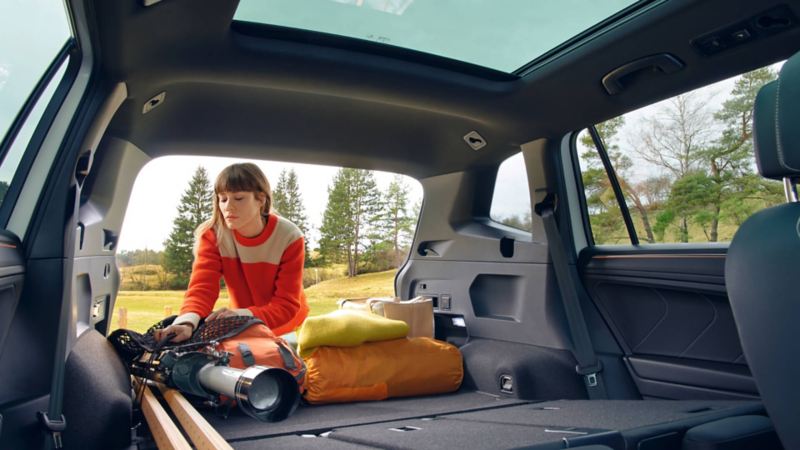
303, 337, 463, 404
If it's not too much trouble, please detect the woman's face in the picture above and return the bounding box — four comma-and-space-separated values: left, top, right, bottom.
218, 191, 266, 235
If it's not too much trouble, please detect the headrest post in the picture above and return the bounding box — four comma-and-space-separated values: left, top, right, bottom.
784, 177, 799, 203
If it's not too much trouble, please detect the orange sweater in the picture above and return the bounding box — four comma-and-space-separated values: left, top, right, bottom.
177, 214, 308, 336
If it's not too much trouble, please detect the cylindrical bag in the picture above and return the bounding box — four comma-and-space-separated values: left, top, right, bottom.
303, 337, 463, 404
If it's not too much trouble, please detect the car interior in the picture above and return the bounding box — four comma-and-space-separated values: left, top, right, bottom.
0, 0, 799, 449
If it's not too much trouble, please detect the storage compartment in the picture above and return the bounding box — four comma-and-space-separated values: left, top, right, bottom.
468, 274, 524, 321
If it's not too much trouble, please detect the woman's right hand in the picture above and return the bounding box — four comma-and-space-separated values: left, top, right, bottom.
153, 322, 194, 343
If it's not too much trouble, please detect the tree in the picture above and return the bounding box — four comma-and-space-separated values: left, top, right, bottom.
319, 168, 382, 277
633, 93, 716, 241
634, 94, 714, 179
580, 117, 659, 243
383, 176, 415, 261
700, 67, 779, 241
163, 166, 213, 287
272, 169, 312, 265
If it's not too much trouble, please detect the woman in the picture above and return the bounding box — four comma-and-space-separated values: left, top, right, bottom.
155, 163, 308, 343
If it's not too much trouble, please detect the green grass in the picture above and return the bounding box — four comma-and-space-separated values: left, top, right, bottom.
111, 270, 395, 333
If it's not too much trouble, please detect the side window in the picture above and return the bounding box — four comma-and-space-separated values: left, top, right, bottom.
490, 152, 532, 233
577, 63, 785, 245
0, 0, 72, 209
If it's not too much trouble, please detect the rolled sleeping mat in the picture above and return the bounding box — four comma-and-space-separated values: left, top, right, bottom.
303, 337, 463, 404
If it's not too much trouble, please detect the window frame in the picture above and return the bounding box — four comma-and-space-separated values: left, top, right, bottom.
0, 39, 80, 229
570, 128, 640, 247
489, 151, 534, 236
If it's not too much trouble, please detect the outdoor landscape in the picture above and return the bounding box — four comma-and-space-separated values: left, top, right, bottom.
576, 65, 785, 244
113, 168, 416, 332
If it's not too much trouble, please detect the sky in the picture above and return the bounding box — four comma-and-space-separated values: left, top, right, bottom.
0, 0, 71, 185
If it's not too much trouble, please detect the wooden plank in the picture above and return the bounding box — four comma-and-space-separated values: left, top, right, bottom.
156, 383, 233, 450
134, 378, 192, 450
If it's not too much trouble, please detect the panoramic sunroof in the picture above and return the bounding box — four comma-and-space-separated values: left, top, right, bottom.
235, 0, 641, 73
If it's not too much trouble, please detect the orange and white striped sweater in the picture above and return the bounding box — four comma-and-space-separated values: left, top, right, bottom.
175, 214, 308, 336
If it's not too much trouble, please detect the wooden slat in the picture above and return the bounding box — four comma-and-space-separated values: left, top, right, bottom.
134, 378, 192, 450
156, 383, 233, 450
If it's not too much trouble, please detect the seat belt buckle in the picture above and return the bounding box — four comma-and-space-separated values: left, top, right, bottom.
37, 412, 66, 449
575, 362, 603, 388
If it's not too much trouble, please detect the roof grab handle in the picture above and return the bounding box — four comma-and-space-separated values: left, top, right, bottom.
601, 53, 685, 95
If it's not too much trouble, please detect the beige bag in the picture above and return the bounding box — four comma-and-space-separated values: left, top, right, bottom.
338, 296, 434, 338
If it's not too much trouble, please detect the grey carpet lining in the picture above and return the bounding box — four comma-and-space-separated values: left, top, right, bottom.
224, 398, 764, 450
204, 390, 531, 441
446, 399, 763, 430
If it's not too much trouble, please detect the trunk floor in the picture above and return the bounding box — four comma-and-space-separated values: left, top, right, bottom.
201, 390, 531, 442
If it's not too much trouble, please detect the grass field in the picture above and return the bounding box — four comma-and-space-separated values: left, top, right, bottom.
111, 269, 396, 332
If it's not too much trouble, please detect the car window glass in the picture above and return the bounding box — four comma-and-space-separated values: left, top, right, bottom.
0, 60, 69, 206
577, 62, 786, 245
490, 152, 532, 233
0, 0, 71, 206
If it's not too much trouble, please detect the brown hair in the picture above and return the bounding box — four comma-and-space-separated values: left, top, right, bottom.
194, 163, 273, 254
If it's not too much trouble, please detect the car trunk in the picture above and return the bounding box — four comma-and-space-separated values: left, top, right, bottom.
199, 390, 764, 449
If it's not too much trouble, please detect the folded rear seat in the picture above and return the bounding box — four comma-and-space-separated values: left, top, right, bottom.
208, 394, 774, 449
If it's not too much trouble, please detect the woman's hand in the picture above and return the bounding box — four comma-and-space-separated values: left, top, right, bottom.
207, 307, 239, 321
153, 323, 194, 343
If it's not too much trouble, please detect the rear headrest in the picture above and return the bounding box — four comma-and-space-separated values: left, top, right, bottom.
755, 54, 800, 179
753, 81, 780, 179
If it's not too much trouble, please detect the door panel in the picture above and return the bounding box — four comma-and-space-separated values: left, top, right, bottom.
0, 232, 24, 363
579, 247, 756, 399
397, 163, 640, 400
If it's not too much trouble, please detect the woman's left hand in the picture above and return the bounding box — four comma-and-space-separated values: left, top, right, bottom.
207, 307, 239, 321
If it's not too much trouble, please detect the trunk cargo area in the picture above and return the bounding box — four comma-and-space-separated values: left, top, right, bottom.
200, 389, 763, 449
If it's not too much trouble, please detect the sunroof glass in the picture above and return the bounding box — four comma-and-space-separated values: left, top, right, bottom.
235, 0, 641, 73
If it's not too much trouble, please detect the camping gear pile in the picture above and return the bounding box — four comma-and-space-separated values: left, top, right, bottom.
299, 296, 463, 404
109, 316, 305, 422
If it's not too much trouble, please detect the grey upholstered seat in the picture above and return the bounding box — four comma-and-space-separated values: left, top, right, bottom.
726, 53, 800, 450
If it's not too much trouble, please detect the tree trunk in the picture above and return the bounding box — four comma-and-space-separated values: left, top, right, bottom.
639, 209, 655, 243
681, 217, 689, 243
347, 248, 354, 277
353, 244, 359, 277
710, 204, 720, 242
393, 209, 399, 253
628, 191, 655, 243
709, 160, 721, 243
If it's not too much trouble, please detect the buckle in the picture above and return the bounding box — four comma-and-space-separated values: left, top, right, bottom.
37, 412, 66, 449
575, 362, 603, 388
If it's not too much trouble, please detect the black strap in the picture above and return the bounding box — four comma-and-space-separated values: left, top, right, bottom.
238, 343, 256, 367
535, 194, 608, 399
40, 254, 75, 449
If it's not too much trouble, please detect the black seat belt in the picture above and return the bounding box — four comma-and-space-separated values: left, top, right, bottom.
535, 193, 608, 399
38, 277, 70, 449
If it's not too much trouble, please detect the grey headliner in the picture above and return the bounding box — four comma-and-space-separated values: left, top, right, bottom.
92, 0, 800, 178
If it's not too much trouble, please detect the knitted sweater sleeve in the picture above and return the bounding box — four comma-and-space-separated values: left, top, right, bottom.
179, 229, 222, 319
247, 236, 306, 334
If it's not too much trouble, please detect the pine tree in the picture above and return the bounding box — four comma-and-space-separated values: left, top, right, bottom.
701, 67, 780, 241
163, 166, 213, 287
319, 168, 381, 277
272, 169, 312, 265
383, 176, 415, 257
